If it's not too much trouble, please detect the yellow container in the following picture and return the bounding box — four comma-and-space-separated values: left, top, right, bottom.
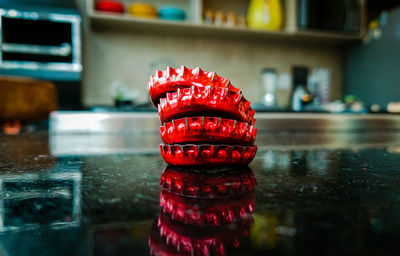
247, 0, 283, 30
128, 3, 158, 18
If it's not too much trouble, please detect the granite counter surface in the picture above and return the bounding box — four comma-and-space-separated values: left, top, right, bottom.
1, 131, 400, 255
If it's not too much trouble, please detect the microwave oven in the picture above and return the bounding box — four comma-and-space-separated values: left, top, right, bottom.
297, 0, 361, 33
0, 7, 81, 81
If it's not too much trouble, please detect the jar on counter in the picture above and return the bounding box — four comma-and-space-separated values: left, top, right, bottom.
261, 68, 277, 106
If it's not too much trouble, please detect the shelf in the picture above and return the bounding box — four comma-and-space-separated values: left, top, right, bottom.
88, 11, 362, 46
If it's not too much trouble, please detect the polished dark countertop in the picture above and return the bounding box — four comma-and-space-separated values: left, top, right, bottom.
1, 131, 400, 255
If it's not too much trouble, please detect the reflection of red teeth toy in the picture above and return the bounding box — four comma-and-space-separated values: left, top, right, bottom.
158, 86, 255, 124
149, 166, 257, 256
149, 66, 240, 106
160, 190, 255, 226
160, 116, 257, 146
160, 166, 257, 198
149, 212, 252, 256
160, 144, 258, 166
149, 227, 178, 256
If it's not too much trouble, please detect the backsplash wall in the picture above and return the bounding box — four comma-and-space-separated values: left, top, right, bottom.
78, 5, 344, 107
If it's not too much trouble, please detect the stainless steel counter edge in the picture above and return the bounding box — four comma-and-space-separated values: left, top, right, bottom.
49, 111, 400, 134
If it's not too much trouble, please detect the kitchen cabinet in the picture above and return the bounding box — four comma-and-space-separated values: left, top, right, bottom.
86, 0, 366, 46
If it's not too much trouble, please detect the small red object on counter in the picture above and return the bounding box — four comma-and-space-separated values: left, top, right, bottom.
95, 0, 124, 13
148, 66, 257, 166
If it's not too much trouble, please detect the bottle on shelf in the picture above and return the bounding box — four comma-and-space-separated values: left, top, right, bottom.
204, 9, 214, 25
226, 12, 238, 27
214, 11, 225, 26
247, 0, 283, 30
238, 15, 247, 28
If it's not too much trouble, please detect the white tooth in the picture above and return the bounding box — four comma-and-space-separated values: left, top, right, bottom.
179, 65, 186, 76
192, 67, 200, 77
208, 72, 216, 81
224, 79, 231, 88
166, 66, 173, 77
207, 85, 212, 97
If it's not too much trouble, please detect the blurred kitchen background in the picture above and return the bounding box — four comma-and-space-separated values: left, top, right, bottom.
1, 0, 400, 133
3, 2, 400, 254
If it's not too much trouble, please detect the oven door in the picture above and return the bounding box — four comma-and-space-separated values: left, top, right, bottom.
0, 8, 81, 81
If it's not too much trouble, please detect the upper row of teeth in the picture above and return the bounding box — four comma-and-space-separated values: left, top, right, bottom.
155, 66, 216, 79
151, 66, 236, 88
158, 86, 245, 105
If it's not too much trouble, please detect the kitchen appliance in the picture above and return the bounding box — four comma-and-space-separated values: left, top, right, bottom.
291, 66, 312, 111
261, 68, 277, 106
0, 7, 81, 80
297, 0, 361, 33
0, 4, 82, 109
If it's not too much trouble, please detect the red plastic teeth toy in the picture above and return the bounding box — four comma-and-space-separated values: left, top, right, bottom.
149, 66, 241, 106
149, 66, 257, 166
160, 117, 257, 146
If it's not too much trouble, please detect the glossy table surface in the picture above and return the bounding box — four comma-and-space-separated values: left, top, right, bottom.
1, 131, 400, 255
